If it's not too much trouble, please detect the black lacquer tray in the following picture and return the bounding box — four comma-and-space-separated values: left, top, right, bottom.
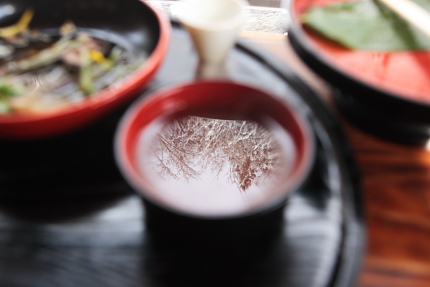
0, 22, 365, 287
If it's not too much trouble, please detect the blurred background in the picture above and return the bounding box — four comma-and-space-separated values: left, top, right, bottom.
248, 0, 281, 7
150, 0, 284, 8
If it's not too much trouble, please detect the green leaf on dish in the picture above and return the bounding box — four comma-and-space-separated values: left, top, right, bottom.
301, 0, 430, 51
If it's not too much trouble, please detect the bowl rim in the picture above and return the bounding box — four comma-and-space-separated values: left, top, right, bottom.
114, 79, 316, 220
0, 0, 171, 124
287, 0, 430, 111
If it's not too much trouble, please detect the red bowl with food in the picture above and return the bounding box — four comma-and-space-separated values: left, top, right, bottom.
285, 0, 430, 144
114, 80, 315, 240
0, 0, 170, 139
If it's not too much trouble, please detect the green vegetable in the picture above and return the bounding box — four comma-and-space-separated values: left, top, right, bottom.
302, 0, 430, 51
6, 36, 86, 74
0, 81, 25, 99
0, 101, 11, 114
0, 83, 20, 97
79, 50, 95, 95
0, 82, 25, 114
78, 47, 125, 95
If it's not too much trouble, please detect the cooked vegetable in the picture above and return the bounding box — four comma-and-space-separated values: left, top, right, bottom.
0, 82, 25, 114
0, 9, 34, 38
302, 0, 430, 51
0, 44, 14, 59
0, 14, 145, 114
5, 36, 83, 74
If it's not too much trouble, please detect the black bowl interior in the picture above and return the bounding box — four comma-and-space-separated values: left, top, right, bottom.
0, 0, 160, 59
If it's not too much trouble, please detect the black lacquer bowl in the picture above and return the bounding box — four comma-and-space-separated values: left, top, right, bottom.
0, 20, 365, 287
285, 0, 430, 145
114, 78, 316, 243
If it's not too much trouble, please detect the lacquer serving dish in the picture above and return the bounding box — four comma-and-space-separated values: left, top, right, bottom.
0, 20, 365, 287
0, 0, 170, 139
285, 0, 430, 145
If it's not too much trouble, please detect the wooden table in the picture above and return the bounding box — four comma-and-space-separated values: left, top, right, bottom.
244, 32, 430, 287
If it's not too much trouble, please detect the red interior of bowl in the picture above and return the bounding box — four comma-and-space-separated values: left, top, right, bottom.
0, 0, 171, 139
295, 0, 430, 105
116, 80, 314, 217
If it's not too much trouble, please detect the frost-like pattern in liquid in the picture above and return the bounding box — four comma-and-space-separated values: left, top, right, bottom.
137, 116, 296, 216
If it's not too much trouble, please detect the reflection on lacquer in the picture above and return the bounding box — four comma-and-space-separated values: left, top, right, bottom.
137, 116, 296, 216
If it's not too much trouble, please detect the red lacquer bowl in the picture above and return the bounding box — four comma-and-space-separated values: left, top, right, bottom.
0, 0, 171, 139
115, 80, 315, 224
286, 0, 430, 144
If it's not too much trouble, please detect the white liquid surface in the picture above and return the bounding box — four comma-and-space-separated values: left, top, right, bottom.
136, 116, 296, 216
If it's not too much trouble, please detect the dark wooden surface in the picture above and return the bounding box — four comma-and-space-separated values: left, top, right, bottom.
248, 34, 430, 287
